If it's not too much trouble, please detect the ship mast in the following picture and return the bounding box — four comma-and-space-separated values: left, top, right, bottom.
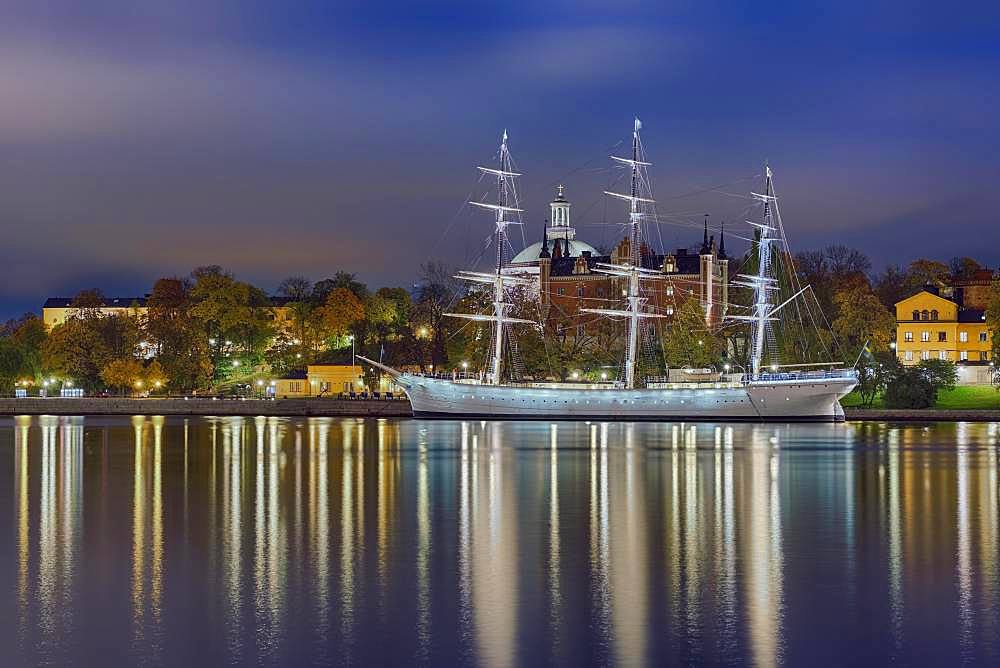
728, 165, 781, 377
581, 118, 666, 389
446, 131, 534, 385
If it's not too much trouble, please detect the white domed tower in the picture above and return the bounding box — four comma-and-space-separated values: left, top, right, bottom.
511, 184, 596, 264
547, 184, 574, 242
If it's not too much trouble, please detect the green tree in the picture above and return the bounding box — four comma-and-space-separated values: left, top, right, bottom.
855, 352, 897, 407
146, 278, 213, 390
986, 278, 1000, 370
949, 257, 982, 281
319, 288, 364, 339
42, 299, 140, 391
663, 297, 723, 369
883, 366, 936, 409
832, 281, 895, 361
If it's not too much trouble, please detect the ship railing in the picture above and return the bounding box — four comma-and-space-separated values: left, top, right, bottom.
749, 368, 857, 383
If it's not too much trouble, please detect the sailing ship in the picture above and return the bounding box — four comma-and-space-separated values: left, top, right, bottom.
361, 121, 857, 421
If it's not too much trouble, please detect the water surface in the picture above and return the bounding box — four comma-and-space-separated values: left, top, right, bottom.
2, 416, 999, 666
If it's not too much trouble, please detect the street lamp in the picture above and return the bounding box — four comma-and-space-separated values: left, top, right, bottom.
348, 335, 355, 368
232, 359, 241, 368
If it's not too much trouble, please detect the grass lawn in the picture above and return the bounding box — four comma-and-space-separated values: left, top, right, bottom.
842, 385, 1000, 410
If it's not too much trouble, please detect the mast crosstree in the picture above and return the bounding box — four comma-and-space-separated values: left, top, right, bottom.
581, 118, 667, 389
446, 131, 534, 385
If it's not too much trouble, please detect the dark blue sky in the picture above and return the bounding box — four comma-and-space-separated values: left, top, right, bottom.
1, 1, 998, 319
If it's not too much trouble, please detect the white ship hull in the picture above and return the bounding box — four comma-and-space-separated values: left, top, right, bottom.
391, 373, 856, 422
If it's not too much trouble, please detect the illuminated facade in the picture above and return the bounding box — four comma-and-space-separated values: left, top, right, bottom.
894, 290, 991, 365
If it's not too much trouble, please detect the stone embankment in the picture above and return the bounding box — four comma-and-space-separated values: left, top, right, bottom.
845, 408, 1000, 422
0, 397, 414, 418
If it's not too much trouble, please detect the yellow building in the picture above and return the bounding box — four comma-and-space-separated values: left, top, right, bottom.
42, 296, 147, 330
273, 365, 365, 398
895, 291, 991, 365
43, 295, 293, 332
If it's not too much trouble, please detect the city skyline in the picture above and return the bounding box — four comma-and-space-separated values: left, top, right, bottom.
2, 1, 999, 321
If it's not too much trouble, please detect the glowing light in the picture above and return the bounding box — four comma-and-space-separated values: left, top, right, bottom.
418, 327, 429, 338
770, 364, 778, 372
600, 372, 608, 380
256, 380, 264, 387
723, 364, 730, 371
269, 380, 276, 386
135, 380, 144, 388
462, 361, 469, 369
296, 353, 302, 359
66, 380, 74, 388
571, 371, 580, 380
232, 360, 241, 367
225, 340, 232, 346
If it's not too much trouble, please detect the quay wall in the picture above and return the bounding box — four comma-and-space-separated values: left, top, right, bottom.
845, 408, 1000, 422
0, 397, 413, 418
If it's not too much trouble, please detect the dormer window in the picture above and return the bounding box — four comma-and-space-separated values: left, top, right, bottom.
912, 310, 920, 321
930, 309, 938, 321
921, 309, 929, 320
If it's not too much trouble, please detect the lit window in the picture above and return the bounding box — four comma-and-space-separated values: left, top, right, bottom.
557, 287, 565, 296
939, 350, 948, 360
666, 306, 674, 315
921, 331, 930, 342
959, 331, 968, 343
666, 286, 674, 296
904, 331, 913, 342
921, 350, 930, 360
904, 351, 913, 362
960, 350, 968, 361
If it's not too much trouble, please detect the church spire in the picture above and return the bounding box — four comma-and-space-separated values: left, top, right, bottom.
718, 222, 727, 259
701, 214, 710, 254
539, 219, 550, 259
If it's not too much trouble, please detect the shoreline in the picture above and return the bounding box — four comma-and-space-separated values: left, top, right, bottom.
2, 398, 997, 422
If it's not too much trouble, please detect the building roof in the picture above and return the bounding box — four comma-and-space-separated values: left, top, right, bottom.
958, 309, 987, 323
547, 248, 703, 277
43, 296, 148, 309
512, 238, 598, 264
44, 295, 292, 309
280, 370, 308, 380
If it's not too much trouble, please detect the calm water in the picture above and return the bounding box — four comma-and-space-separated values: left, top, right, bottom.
1, 417, 999, 667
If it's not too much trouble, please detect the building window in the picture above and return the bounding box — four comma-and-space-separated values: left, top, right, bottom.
938, 331, 946, 342
576, 324, 585, 337
959, 331, 968, 343
960, 351, 968, 361
921, 310, 929, 320
980, 332, 988, 342
904, 331, 913, 342
930, 309, 938, 320
576, 286, 584, 297
597, 288, 606, 298
290, 382, 302, 393
921, 350, 930, 360
912, 310, 920, 320
939, 350, 948, 360
666, 286, 674, 296
921, 331, 930, 342
904, 351, 913, 361
980, 351, 989, 361
666, 306, 674, 315
557, 287, 565, 296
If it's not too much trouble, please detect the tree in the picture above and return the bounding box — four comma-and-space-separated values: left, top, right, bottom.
414, 261, 460, 367
794, 245, 871, 317
873, 264, 910, 310
883, 366, 936, 409
905, 259, 949, 289
319, 288, 364, 339
101, 358, 145, 395
949, 257, 982, 281
42, 312, 140, 391
917, 359, 957, 393
146, 278, 213, 390
662, 297, 723, 369
831, 282, 895, 361
855, 352, 897, 407
4, 314, 46, 382
144, 359, 168, 393
986, 278, 1000, 369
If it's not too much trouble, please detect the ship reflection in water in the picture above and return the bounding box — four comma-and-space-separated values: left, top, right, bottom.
3, 417, 1000, 666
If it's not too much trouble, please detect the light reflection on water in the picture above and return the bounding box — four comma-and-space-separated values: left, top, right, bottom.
1, 417, 999, 666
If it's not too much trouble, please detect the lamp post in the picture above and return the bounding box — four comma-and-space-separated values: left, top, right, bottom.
348, 335, 355, 369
